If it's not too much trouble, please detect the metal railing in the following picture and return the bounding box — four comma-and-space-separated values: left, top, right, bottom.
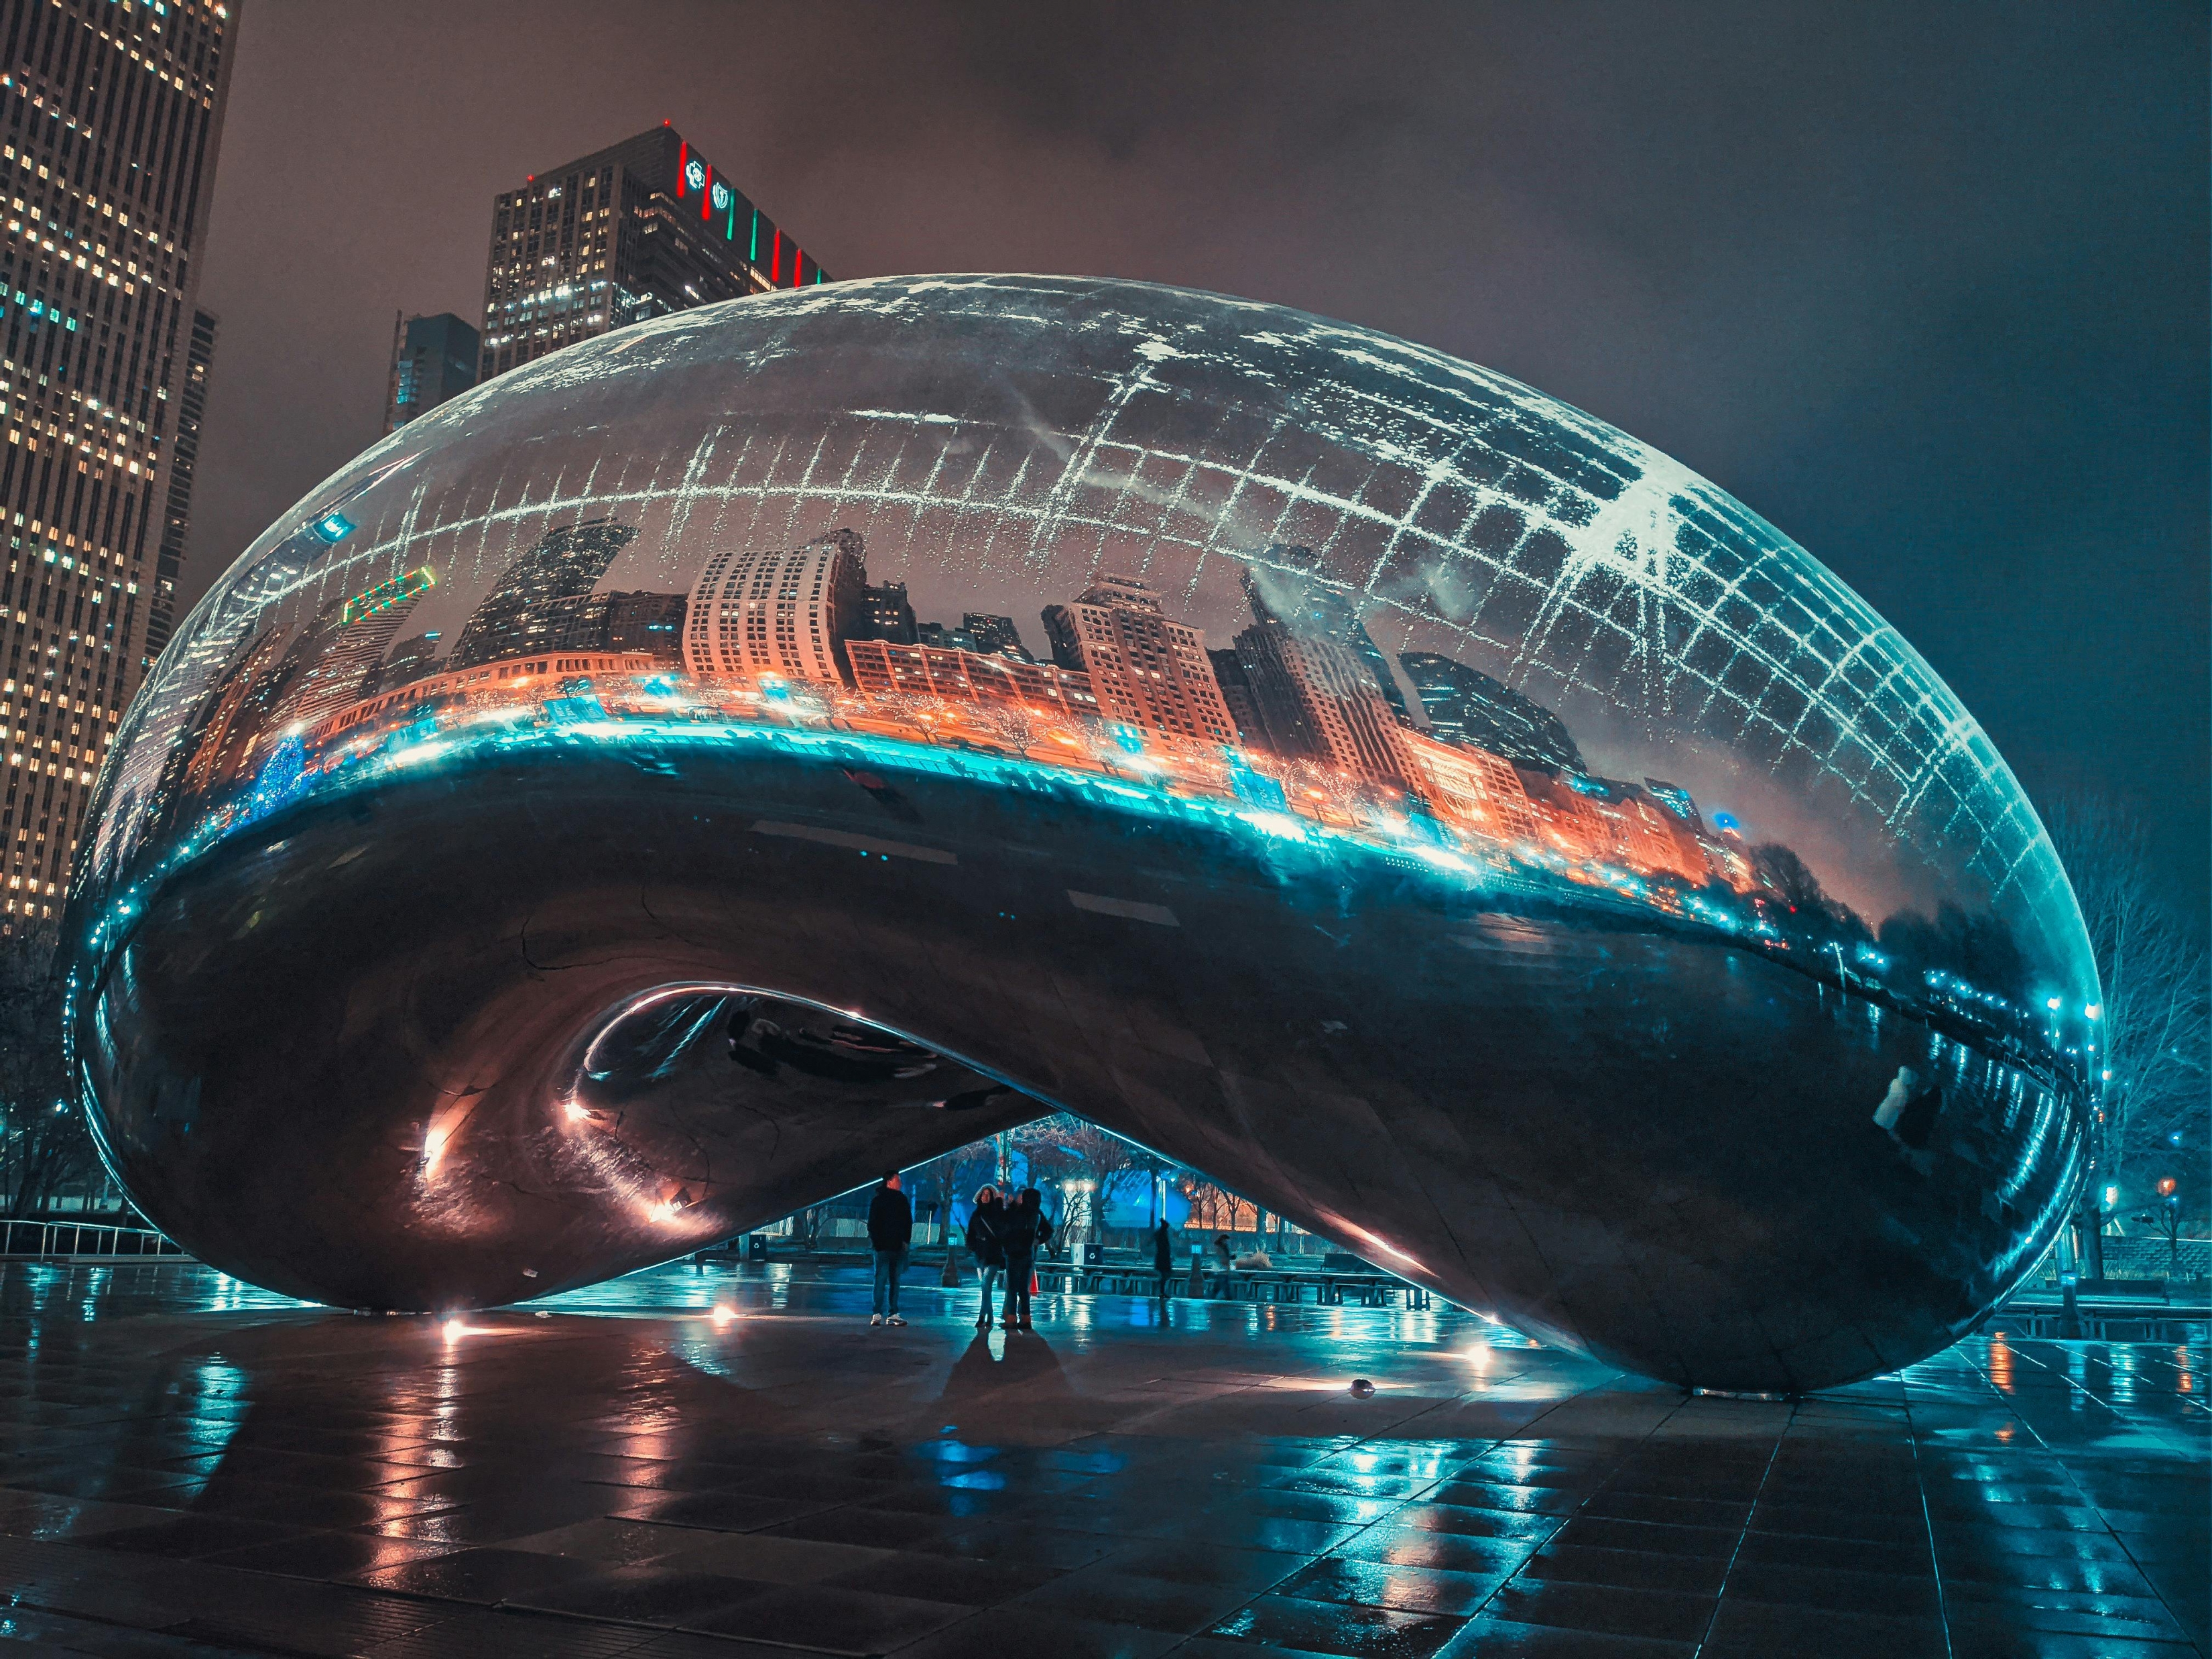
0, 1219, 185, 1259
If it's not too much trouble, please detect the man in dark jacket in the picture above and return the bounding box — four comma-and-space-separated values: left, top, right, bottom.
867, 1171, 912, 1327
1152, 1219, 1176, 1305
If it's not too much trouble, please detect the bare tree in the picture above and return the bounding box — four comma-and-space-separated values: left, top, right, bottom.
0, 918, 96, 1217
2045, 796, 2209, 1239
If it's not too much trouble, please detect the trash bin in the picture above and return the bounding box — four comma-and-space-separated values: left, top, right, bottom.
744, 1233, 769, 1262
1079, 1242, 1102, 1266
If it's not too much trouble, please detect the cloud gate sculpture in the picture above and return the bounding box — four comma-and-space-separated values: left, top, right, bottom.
60, 275, 2096, 1392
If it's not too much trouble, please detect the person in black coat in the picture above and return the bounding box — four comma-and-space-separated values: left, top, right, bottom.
1152, 1219, 1176, 1304
967, 1185, 1007, 1329
1000, 1187, 1044, 1331
867, 1170, 912, 1327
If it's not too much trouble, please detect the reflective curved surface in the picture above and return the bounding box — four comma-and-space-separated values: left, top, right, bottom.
63, 275, 2096, 1390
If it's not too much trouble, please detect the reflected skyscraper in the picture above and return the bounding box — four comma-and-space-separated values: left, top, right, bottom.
448, 519, 638, 670
1233, 567, 1414, 788
861, 579, 918, 644
683, 529, 863, 684
1402, 650, 1585, 774
1041, 574, 1235, 745
282, 568, 438, 731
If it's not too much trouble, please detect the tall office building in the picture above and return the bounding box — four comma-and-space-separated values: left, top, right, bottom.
146, 307, 214, 658
279, 566, 438, 731
479, 124, 828, 384
448, 519, 638, 670
859, 578, 916, 644
0, 0, 236, 922
1040, 572, 1235, 746
383, 312, 478, 435
1234, 568, 1414, 788
682, 529, 864, 686
1399, 650, 1585, 775
961, 613, 1032, 662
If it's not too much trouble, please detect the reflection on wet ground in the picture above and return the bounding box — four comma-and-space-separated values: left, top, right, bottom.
0, 1259, 2201, 1658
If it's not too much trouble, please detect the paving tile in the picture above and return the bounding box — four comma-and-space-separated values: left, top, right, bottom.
1276, 1555, 1505, 1616
1702, 1595, 1948, 1658
1518, 1541, 1729, 1596
1011, 1565, 1264, 1630
688, 1581, 969, 1650
350, 1544, 609, 1604
506, 1564, 774, 1623
0, 1262, 2201, 1659
900, 1607, 1187, 1659
1431, 1614, 1699, 1656
1208, 1591, 1467, 1658
196, 1527, 462, 1580
1481, 1577, 1715, 1644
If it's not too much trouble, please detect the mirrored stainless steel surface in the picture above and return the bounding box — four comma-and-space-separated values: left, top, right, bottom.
60, 276, 2097, 1390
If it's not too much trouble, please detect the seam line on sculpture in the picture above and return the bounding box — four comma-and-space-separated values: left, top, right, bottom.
750, 820, 956, 864
1066, 890, 1179, 926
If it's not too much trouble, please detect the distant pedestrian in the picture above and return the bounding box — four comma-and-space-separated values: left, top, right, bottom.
1152, 1219, 1175, 1304
867, 1170, 912, 1327
1001, 1187, 1043, 1331
968, 1184, 1007, 1329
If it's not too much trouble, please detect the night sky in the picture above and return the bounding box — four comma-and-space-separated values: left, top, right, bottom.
186, 2, 2208, 915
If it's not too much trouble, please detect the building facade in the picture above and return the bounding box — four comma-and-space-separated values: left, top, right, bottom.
1232, 569, 1414, 788
1400, 649, 1585, 774
1, 0, 235, 921
448, 518, 639, 670
146, 306, 213, 659
278, 566, 437, 731
479, 125, 827, 384
1040, 572, 1235, 746
844, 639, 1096, 718
682, 529, 864, 685
383, 311, 478, 435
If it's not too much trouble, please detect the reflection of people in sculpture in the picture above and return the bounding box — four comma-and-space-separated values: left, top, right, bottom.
1872, 1067, 1917, 1131
726, 997, 939, 1083
1873, 1065, 1945, 1152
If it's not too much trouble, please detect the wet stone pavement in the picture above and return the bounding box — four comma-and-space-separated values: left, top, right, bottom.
0, 1262, 2201, 1659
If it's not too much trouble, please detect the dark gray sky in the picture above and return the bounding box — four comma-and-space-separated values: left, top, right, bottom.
188, 1, 2209, 915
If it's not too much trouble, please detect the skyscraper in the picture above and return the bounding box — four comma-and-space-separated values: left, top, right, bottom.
1, 0, 237, 922
279, 567, 438, 731
600, 591, 686, 662
1399, 650, 1585, 775
383, 312, 479, 435
479, 125, 828, 384
860, 578, 917, 644
1233, 567, 1413, 788
147, 308, 215, 660
1040, 572, 1235, 746
448, 519, 639, 670
683, 529, 864, 686
961, 613, 1032, 662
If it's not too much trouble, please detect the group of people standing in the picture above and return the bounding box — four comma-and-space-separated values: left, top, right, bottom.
863, 1170, 1182, 1331
963, 1184, 1052, 1331
863, 1171, 1055, 1331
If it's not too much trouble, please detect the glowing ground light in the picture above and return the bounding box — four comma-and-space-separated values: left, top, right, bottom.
441, 1316, 465, 1341
711, 1304, 737, 1326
